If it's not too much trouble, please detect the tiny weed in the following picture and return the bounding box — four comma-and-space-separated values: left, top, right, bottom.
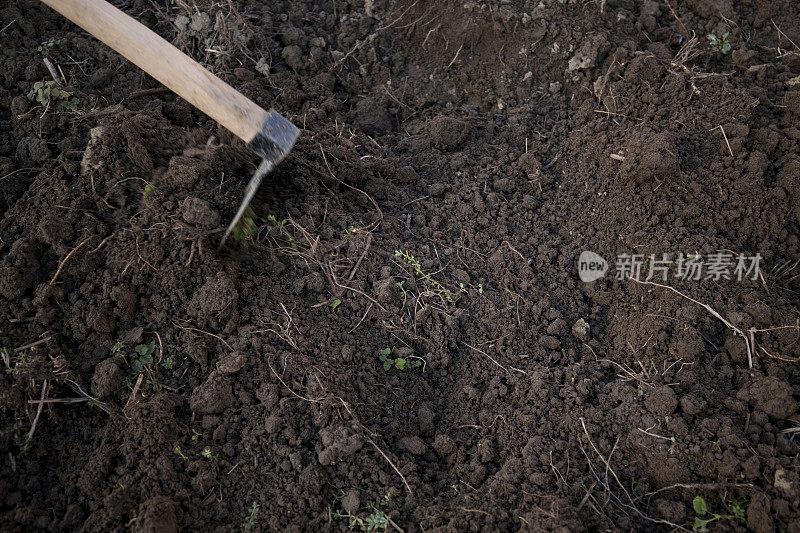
707, 33, 731, 54
265, 214, 296, 247
37, 38, 59, 56
713, 440, 722, 453
395, 249, 453, 305
233, 206, 258, 242
143, 184, 155, 201
692, 496, 736, 532
173, 446, 188, 461
28, 80, 79, 111
201, 447, 215, 459
130, 342, 156, 373
379, 347, 422, 371
243, 501, 259, 532
112, 340, 156, 373
333, 503, 391, 532
330, 299, 342, 309
728, 497, 746, 519
396, 280, 410, 309
111, 341, 126, 358
478, 283, 484, 295
160, 357, 175, 370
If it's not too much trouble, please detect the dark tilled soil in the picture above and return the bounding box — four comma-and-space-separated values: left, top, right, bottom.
2, 0, 800, 531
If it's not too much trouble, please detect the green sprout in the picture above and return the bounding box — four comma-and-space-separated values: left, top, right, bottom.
330, 299, 342, 309
265, 214, 296, 247
333, 503, 391, 532
161, 357, 175, 370
394, 249, 453, 305
129, 342, 156, 373
728, 498, 745, 519
396, 280, 410, 309
243, 501, 259, 532
707, 33, 731, 54
27, 80, 79, 111
173, 446, 188, 461
692, 496, 737, 532
143, 184, 155, 201
37, 38, 59, 56
233, 206, 258, 242
378, 347, 422, 371
111, 341, 126, 358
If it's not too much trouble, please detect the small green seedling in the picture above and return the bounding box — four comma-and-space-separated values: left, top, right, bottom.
265, 214, 296, 247
161, 357, 175, 370
692, 496, 734, 532
395, 249, 453, 305
333, 503, 391, 532
130, 341, 156, 373
173, 446, 188, 461
396, 280, 410, 309
37, 38, 59, 56
728, 498, 745, 519
28, 80, 79, 111
379, 347, 421, 371
201, 447, 215, 459
143, 184, 155, 201
707, 33, 731, 54
478, 283, 484, 295
243, 501, 259, 532
233, 206, 258, 242
111, 341, 126, 358
330, 299, 342, 309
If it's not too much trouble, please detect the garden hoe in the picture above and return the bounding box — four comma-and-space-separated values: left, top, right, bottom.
38, 0, 300, 246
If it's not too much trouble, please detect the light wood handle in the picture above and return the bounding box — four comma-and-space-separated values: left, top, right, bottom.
39, 0, 267, 144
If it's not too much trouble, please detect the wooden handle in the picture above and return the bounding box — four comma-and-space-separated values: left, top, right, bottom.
39, 0, 267, 144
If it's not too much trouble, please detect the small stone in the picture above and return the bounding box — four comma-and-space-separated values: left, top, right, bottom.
679, 393, 706, 416
572, 318, 589, 341
427, 116, 469, 150
189, 372, 234, 414
10, 95, 29, 116
189, 12, 211, 33
432, 434, 455, 456
518, 152, 541, 176
282, 45, 304, 71
547, 318, 568, 336
181, 197, 220, 228
747, 493, 773, 533
775, 468, 799, 499
402, 436, 427, 455
540, 335, 561, 350
417, 406, 435, 436
91, 358, 124, 398
265, 415, 282, 434
217, 351, 246, 374
645, 386, 678, 417
341, 489, 360, 514
749, 376, 797, 419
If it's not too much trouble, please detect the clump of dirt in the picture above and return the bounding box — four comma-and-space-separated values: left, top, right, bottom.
2, 0, 800, 531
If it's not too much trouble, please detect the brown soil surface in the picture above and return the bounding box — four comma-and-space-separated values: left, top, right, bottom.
2, 0, 800, 531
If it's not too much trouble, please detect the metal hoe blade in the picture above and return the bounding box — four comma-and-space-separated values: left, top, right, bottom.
220, 110, 299, 247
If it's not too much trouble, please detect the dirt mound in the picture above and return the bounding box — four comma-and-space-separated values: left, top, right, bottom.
2, 0, 800, 531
